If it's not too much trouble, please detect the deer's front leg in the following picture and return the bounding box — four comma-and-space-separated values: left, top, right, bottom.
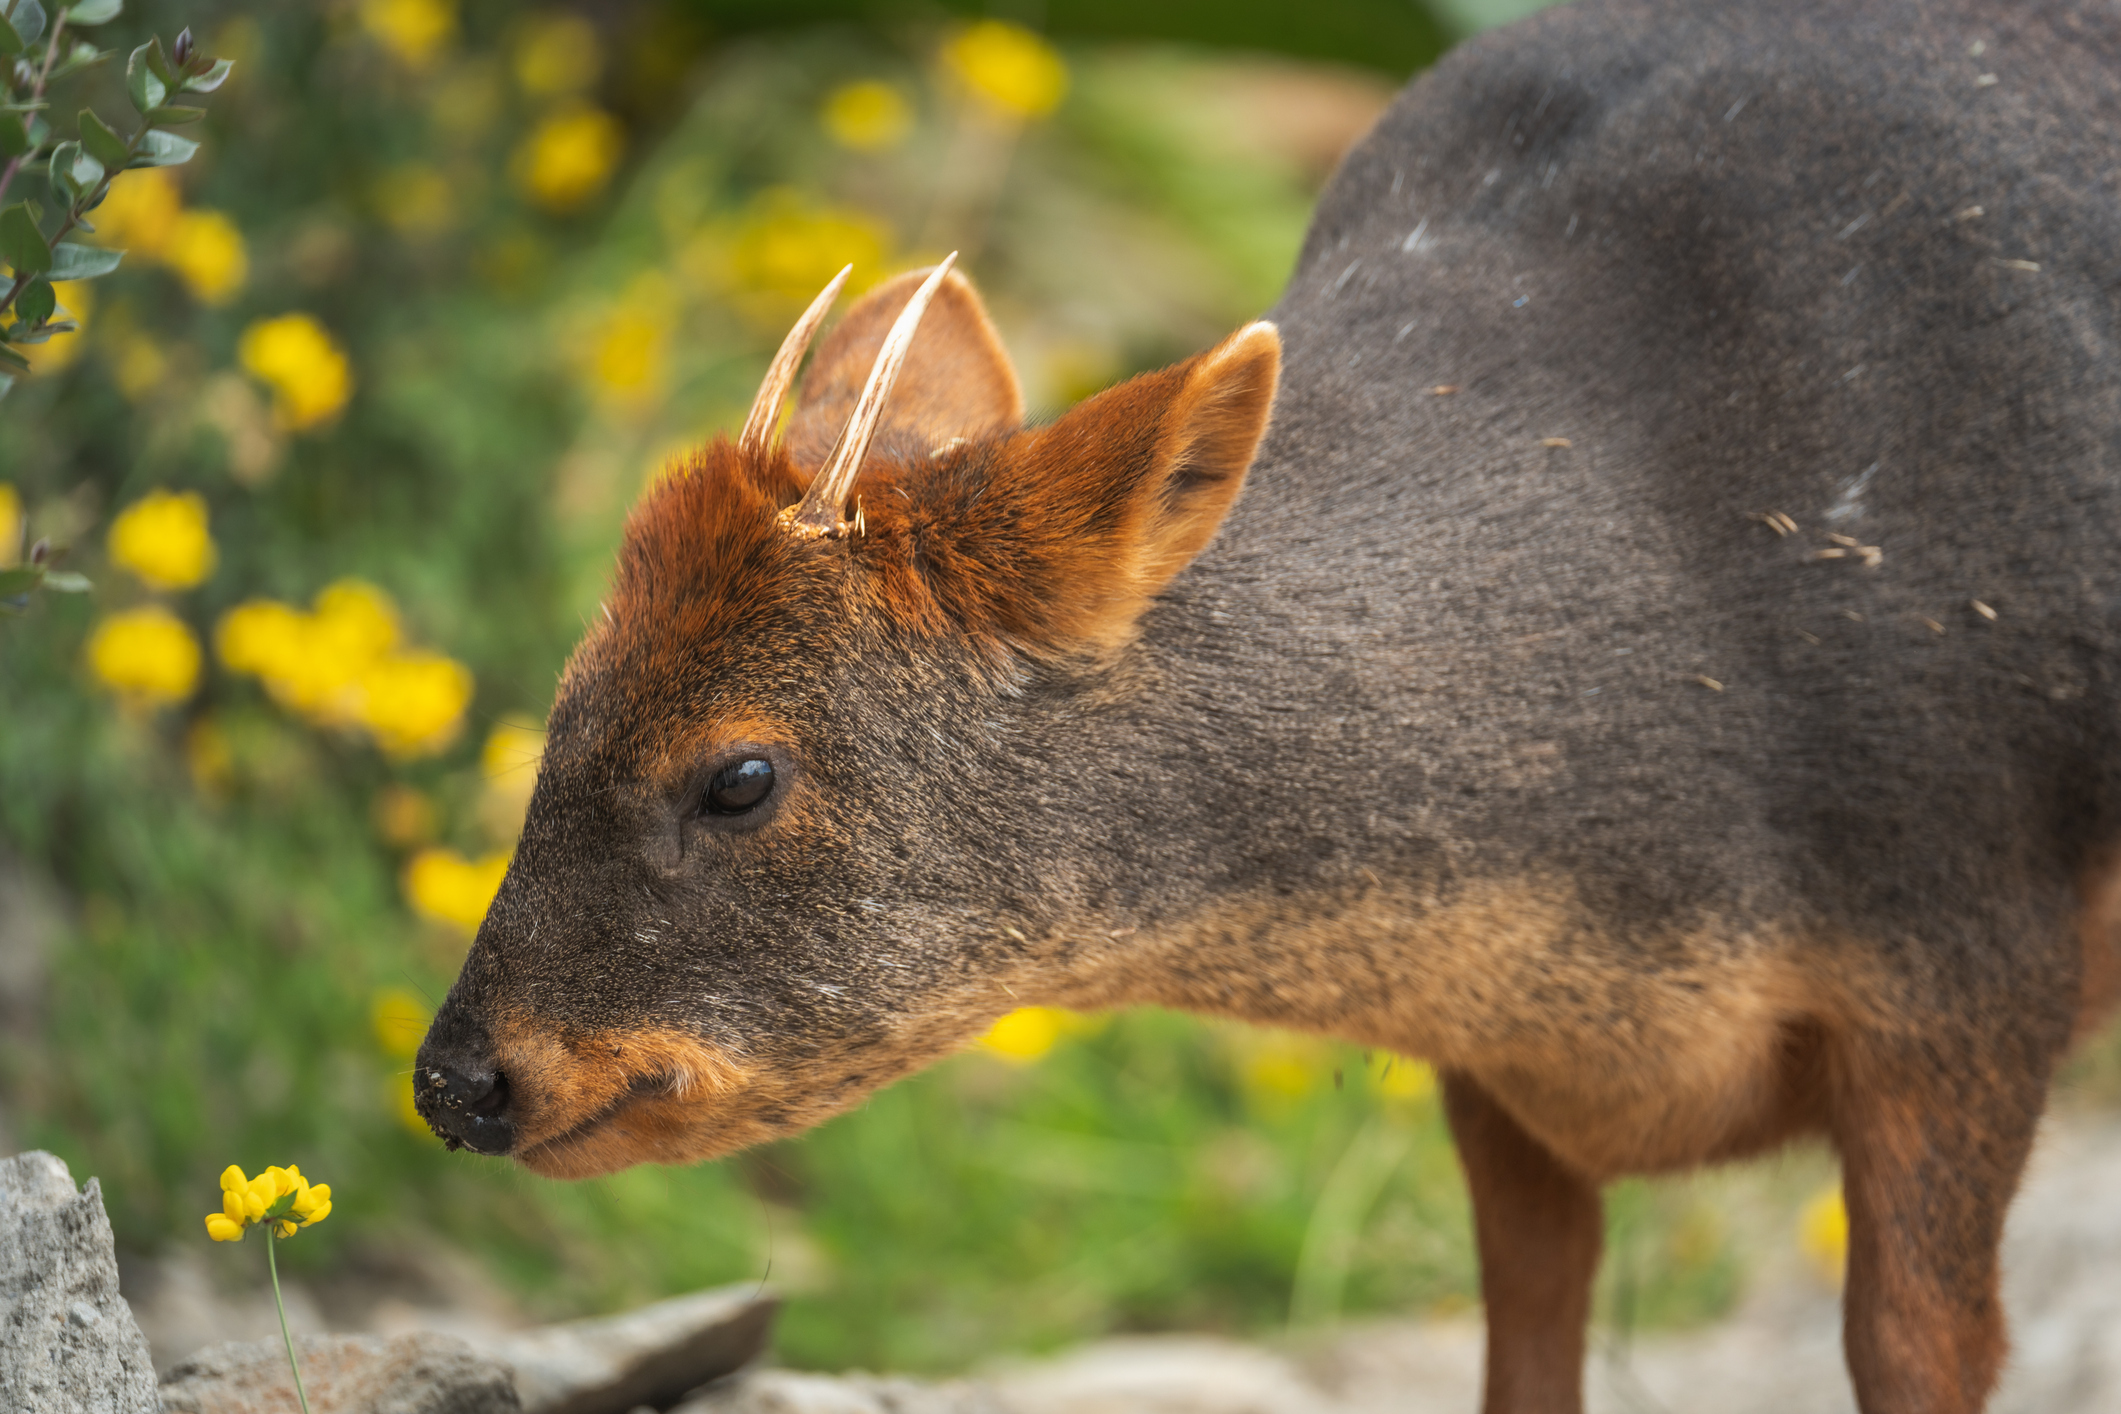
1443, 1071, 1602, 1414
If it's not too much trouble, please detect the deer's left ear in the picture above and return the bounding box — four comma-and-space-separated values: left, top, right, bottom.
787, 268, 1025, 471
883, 320, 1279, 653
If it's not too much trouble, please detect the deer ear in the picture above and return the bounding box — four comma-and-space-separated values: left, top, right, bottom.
787, 267, 1025, 471
936, 320, 1280, 651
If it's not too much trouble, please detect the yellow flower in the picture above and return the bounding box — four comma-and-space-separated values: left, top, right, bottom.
1798, 1183, 1848, 1285
479, 718, 543, 839
513, 12, 600, 97
361, 0, 455, 69
163, 210, 248, 305
370, 986, 431, 1059
87, 605, 201, 707
108, 489, 216, 590
374, 164, 454, 237
403, 846, 510, 934
822, 80, 912, 151
89, 169, 181, 257
392, 1072, 436, 1137
0, 482, 19, 565
355, 649, 473, 757
238, 314, 353, 432
110, 330, 167, 401
217, 581, 472, 756
978, 1007, 1101, 1064
1235, 1029, 1329, 1106
201, 1163, 331, 1242
942, 21, 1067, 120
513, 104, 624, 214
704, 188, 891, 322
1369, 1052, 1436, 1102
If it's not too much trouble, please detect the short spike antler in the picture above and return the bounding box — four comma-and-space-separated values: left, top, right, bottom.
783, 253, 960, 539
738, 265, 853, 459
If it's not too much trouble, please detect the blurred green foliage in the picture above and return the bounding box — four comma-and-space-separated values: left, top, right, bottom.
0, 0, 1901, 1378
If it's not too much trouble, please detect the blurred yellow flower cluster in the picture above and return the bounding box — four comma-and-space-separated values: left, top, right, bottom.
372, 986, 440, 1136
979, 1006, 1103, 1064
0, 482, 19, 562
108, 489, 216, 590
823, 81, 913, 151
513, 11, 600, 97
403, 846, 510, 934
85, 490, 220, 709
694, 189, 892, 328
204, 1163, 332, 1242
87, 605, 201, 708
216, 579, 474, 757
514, 103, 624, 214
91, 169, 249, 305
1798, 1183, 1848, 1285
943, 21, 1068, 120
361, 0, 455, 69
238, 314, 354, 432
479, 718, 544, 838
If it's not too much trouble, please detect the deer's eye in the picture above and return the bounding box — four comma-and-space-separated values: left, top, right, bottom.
703, 758, 775, 815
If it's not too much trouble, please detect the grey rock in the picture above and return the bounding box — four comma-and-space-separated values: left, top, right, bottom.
480, 1284, 777, 1414
0, 1150, 158, 1414
678, 1369, 1004, 1414
157, 1332, 518, 1414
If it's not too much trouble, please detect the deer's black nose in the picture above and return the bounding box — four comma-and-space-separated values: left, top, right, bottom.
414, 1058, 515, 1155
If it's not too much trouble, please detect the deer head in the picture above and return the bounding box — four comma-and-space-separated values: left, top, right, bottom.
414, 261, 1280, 1177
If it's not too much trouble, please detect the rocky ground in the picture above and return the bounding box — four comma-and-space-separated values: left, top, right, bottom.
8, 1109, 2121, 1413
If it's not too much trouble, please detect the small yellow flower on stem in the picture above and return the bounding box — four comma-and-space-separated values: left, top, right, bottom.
201, 1163, 332, 1414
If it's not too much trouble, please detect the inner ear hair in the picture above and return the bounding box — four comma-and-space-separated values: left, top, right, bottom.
787, 268, 1025, 472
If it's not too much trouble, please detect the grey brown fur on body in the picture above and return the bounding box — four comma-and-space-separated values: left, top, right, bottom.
418, 1, 2121, 1408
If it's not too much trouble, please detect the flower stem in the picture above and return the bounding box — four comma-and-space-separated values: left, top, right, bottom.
264, 1232, 312, 1414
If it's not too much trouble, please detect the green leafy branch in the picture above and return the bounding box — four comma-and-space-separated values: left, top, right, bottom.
0, 531, 87, 613
0, 0, 232, 400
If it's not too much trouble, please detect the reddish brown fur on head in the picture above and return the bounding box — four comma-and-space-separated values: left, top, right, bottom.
414, 264, 1280, 1175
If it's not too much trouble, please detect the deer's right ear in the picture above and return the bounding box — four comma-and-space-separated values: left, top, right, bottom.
786, 268, 1025, 470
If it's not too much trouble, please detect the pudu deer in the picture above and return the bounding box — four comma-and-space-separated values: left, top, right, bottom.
416, 0, 2121, 1407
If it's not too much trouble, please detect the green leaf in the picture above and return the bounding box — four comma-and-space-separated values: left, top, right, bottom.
141, 32, 173, 84
77, 108, 126, 168
0, 204, 49, 275
0, 113, 28, 158
0, 12, 23, 56
61, 0, 120, 23
47, 140, 101, 204
125, 39, 167, 114
0, 340, 28, 372
14, 275, 52, 324
46, 242, 116, 279
41, 570, 89, 592
180, 56, 231, 93
0, 567, 41, 596
142, 104, 204, 125
127, 126, 196, 167
10, 0, 45, 48
50, 41, 106, 79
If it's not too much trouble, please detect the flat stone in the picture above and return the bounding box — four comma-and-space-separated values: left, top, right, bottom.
679, 1369, 1004, 1414
157, 1332, 518, 1414
0, 1150, 158, 1414
478, 1284, 777, 1414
